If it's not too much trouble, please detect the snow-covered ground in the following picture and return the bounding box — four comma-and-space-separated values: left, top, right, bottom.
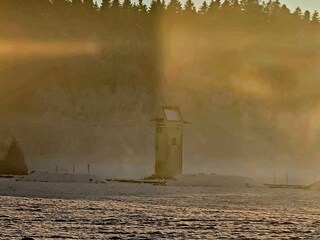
17, 171, 105, 184
167, 173, 259, 187
1, 174, 320, 239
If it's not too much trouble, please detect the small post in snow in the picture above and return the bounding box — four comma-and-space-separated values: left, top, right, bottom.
87, 164, 90, 174
73, 163, 75, 174
286, 172, 288, 185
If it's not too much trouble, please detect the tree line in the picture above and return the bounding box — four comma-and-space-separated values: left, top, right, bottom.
0, 0, 319, 40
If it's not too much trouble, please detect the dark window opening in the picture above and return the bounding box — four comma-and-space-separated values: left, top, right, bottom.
172, 138, 177, 145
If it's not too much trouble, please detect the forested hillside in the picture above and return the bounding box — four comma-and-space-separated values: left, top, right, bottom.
0, 0, 320, 177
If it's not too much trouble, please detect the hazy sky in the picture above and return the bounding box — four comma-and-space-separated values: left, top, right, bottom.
281, 0, 320, 12
95, 0, 320, 12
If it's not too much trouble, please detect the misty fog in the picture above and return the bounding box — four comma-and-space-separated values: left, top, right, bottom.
0, 0, 320, 183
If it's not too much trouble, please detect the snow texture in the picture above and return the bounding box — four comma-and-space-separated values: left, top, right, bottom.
309, 180, 320, 190
17, 171, 105, 184
167, 173, 257, 187
0, 177, 320, 239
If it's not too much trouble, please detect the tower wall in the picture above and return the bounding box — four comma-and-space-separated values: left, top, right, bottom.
155, 121, 183, 179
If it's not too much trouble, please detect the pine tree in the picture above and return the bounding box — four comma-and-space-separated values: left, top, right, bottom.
293, 7, 302, 20
268, 2, 290, 21
220, 0, 232, 16
137, 0, 147, 14
271, 0, 281, 12
262, 0, 272, 16
312, 10, 319, 24
122, 0, 133, 10
100, 0, 111, 14
183, 0, 196, 15
149, 0, 165, 16
199, 1, 208, 15
240, 0, 263, 26
221, 0, 231, 9
121, 0, 134, 24
167, 0, 182, 15
149, 0, 165, 26
303, 10, 311, 23
241, 0, 261, 14
207, 0, 221, 15
280, 4, 290, 16
3, 138, 28, 175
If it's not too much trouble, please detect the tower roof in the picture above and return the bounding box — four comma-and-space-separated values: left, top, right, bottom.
151, 106, 190, 123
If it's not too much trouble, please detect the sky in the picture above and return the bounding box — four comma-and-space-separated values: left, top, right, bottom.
281, 0, 320, 12
95, 0, 320, 12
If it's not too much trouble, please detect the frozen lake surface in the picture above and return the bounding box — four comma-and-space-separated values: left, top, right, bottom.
1, 180, 320, 239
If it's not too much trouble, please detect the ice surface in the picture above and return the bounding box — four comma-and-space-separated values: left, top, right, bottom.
1, 178, 320, 239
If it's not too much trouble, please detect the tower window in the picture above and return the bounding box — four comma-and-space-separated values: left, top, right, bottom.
172, 138, 177, 145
